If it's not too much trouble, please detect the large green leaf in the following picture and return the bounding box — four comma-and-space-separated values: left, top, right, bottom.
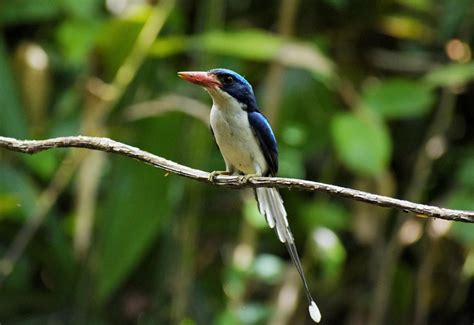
363, 79, 434, 119
61, 0, 101, 18
56, 20, 103, 66
0, 38, 28, 138
250, 254, 284, 285
331, 113, 392, 176
196, 30, 334, 81
425, 63, 474, 88
95, 118, 177, 304
22, 150, 59, 180
0, 0, 61, 24
456, 155, 474, 188
149, 36, 187, 58
300, 200, 350, 231
396, 0, 431, 11
0, 0, 100, 23
95, 17, 143, 80
193, 29, 282, 61
0, 164, 38, 220
448, 189, 474, 246
450, 222, 474, 246
311, 227, 346, 280
149, 30, 334, 81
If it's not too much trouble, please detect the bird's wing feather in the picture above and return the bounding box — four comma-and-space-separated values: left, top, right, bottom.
247, 111, 278, 176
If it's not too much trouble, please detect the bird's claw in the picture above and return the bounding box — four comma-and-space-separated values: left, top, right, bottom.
208, 170, 231, 182
240, 174, 258, 183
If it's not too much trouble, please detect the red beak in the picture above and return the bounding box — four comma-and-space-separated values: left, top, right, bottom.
178, 71, 222, 88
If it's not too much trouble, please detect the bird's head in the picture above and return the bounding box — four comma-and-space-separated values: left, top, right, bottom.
178, 68, 257, 111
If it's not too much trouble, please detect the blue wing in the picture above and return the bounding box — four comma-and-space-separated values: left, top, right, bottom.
248, 111, 278, 176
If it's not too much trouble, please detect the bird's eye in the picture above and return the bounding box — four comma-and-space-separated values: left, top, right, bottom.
222, 75, 234, 84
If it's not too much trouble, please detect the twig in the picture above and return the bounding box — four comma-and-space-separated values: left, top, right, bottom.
1, 135, 473, 223
124, 94, 210, 125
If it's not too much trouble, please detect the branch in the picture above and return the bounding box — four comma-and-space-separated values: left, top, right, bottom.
1, 135, 473, 223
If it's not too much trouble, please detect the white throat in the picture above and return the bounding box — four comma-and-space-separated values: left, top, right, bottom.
207, 87, 267, 175
206, 87, 242, 111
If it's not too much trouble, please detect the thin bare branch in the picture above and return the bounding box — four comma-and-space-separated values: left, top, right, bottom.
125, 94, 210, 125
1, 135, 473, 223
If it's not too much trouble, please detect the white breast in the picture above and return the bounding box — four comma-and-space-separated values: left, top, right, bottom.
209, 91, 267, 175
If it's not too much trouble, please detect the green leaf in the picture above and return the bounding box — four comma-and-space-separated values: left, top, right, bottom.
445, 188, 474, 246
281, 124, 307, 147
0, 164, 38, 219
450, 222, 474, 246
95, 157, 169, 304
456, 155, 474, 188
149, 36, 187, 58
95, 119, 176, 304
380, 15, 433, 41
215, 311, 240, 325
425, 63, 474, 88
95, 18, 143, 80
61, 0, 101, 18
0, 0, 61, 24
396, 0, 431, 11
236, 303, 271, 324
446, 189, 474, 212
278, 147, 305, 178
0, 39, 28, 138
193, 29, 282, 61
56, 20, 103, 66
224, 266, 246, 300
322, 0, 349, 10
1, 252, 32, 292
250, 254, 284, 284
438, 0, 472, 41
179, 319, 197, 325
0, 194, 20, 217
243, 199, 267, 229
331, 113, 392, 176
42, 213, 75, 291
311, 227, 346, 280
300, 200, 350, 231
393, 264, 415, 314
447, 188, 474, 243
22, 150, 59, 180
192, 30, 334, 81
363, 79, 434, 119
147, 30, 334, 82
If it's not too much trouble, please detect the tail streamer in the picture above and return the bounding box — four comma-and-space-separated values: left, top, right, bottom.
255, 187, 321, 323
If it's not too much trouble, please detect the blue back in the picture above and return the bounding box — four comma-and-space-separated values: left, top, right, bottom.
248, 111, 278, 176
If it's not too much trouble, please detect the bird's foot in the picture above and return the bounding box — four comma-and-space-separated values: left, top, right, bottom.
208, 170, 232, 182
240, 173, 258, 184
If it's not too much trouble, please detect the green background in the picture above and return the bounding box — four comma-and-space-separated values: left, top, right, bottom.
0, 0, 473, 324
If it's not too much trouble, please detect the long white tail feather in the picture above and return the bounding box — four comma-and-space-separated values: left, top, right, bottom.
256, 188, 292, 243
256, 188, 276, 229
255, 187, 321, 323
309, 301, 322, 323
268, 188, 292, 243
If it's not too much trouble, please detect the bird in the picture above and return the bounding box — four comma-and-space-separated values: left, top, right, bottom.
178, 68, 321, 323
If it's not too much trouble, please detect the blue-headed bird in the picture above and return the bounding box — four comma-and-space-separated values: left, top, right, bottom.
179, 69, 321, 323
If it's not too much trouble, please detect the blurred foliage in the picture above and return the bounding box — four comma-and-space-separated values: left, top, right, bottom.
1, 0, 474, 324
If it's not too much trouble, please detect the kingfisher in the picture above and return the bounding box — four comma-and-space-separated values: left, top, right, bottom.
178, 68, 321, 323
